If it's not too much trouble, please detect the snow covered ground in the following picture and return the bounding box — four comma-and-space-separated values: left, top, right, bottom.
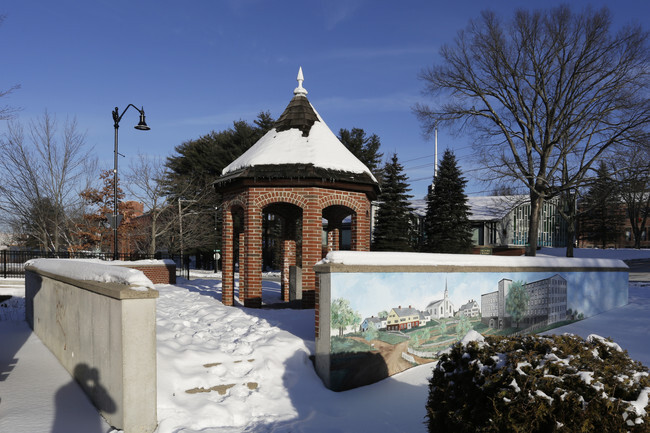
1, 247, 649, 432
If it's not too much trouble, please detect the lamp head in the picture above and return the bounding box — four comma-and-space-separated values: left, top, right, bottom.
134, 111, 150, 131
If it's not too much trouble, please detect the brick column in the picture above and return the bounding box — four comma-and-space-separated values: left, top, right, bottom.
222, 206, 234, 306
301, 198, 322, 308
281, 239, 296, 302
244, 195, 262, 308
238, 232, 246, 303
351, 204, 371, 251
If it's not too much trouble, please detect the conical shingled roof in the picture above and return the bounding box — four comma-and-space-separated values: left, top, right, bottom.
273, 91, 319, 137
216, 69, 379, 196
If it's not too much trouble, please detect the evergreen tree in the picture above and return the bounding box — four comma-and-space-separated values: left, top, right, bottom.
338, 128, 384, 181
579, 161, 621, 248
371, 153, 414, 251
423, 149, 473, 253
162, 112, 274, 256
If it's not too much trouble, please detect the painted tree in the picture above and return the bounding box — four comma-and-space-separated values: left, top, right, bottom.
364, 323, 379, 342
439, 320, 447, 336
371, 153, 415, 251
415, 6, 650, 255
423, 149, 473, 253
331, 298, 361, 337
455, 315, 472, 340
505, 281, 530, 328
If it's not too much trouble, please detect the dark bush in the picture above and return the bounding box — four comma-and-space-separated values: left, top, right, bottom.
426, 333, 650, 432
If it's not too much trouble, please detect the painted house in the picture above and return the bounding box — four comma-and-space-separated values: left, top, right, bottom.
481, 274, 568, 330
360, 316, 383, 332
426, 284, 455, 320
457, 299, 480, 318
386, 306, 420, 331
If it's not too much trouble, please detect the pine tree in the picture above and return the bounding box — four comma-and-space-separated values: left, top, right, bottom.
423, 149, 473, 253
371, 153, 415, 251
579, 161, 621, 248
338, 128, 384, 181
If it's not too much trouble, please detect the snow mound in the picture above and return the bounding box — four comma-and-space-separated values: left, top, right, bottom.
460, 329, 485, 346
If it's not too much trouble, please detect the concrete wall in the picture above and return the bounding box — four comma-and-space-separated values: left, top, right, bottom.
314, 251, 629, 391
25, 266, 158, 433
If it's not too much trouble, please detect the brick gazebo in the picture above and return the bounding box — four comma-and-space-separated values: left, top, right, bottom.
215, 69, 379, 308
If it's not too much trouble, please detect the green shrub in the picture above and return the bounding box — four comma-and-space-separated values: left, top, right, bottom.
376, 332, 409, 345
426, 333, 650, 432
330, 336, 374, 353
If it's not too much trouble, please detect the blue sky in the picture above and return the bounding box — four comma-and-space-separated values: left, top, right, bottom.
2, 0, 647, 200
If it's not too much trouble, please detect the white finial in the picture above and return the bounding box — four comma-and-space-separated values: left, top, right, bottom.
294, 66, 308, 96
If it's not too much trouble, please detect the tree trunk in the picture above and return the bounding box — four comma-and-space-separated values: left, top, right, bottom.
566, 225, 575, 257
149, 216, 157, 255
526, 193, 543, 256
560, 164, 575, 258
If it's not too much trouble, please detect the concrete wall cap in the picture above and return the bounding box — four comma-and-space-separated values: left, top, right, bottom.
25, 266, 159, 300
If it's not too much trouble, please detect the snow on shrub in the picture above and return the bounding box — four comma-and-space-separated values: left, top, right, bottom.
426, 333, 650, 432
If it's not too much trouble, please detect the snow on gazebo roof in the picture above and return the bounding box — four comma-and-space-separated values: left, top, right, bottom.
219, 68, 377, 187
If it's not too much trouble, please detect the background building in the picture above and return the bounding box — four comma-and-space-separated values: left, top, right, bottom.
481, 274, 568, 330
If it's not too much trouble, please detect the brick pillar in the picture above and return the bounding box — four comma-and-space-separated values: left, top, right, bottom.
238, 232, 246, 302
315, 268, 320, 338
222, 206, 234, 306
351, 204, 371, 251
301, 199, 321, 308
281, 239, 296, 302
244, 196, 262, 308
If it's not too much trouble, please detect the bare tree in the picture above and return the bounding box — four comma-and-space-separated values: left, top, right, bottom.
125, 154, 177, 255
415, 6, 650, 255
612, 143, 650, 249
0, 16, 20, 121
0, 111, 96, 250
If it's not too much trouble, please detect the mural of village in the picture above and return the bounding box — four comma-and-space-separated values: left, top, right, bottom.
327, 270, 629, 390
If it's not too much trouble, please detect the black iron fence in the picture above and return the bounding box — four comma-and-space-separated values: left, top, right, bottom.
0, 250, 189, 279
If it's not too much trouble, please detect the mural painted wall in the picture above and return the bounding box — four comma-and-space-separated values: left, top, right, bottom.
325, 270, 628, 391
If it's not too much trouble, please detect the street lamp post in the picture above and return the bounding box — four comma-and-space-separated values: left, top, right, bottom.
112, 104, 150, 260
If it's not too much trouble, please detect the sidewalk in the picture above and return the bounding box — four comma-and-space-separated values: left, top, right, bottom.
0, 320, 114, 433
0, 278, 114, 433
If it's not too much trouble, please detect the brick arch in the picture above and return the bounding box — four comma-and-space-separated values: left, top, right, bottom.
319, 194, 369, 216
223, 195, 247, 213
255, 191, 309, 210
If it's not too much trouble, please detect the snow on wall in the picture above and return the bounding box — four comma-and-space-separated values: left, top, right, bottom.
318, 250, 628, 270
25, 258, 154, 291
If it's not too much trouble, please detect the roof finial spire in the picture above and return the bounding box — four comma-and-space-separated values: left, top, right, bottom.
294, 66, 308, 96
